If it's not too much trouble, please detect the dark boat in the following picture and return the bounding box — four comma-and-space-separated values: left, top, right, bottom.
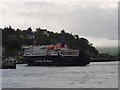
23, 43, 90, 66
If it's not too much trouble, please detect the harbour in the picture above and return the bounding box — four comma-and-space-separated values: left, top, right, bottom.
0, 1, 119, 89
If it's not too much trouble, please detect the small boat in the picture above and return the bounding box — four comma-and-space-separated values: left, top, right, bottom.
2, 57, 16, 69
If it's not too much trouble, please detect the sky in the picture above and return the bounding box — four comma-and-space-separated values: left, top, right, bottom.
0, 0, 118, 47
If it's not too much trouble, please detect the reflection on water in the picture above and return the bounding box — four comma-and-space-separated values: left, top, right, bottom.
2, 61, 118, 88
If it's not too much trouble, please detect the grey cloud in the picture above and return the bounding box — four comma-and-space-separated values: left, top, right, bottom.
0, 2, 118, 46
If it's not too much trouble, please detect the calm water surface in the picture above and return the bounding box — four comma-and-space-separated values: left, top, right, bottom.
2, 61, 118, 88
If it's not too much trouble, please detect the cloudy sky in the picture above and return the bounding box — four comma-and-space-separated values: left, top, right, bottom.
0, 0, 118, 47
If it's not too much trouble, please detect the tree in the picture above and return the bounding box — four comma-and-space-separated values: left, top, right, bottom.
27, 27, 32, 34
61, 29, 65, 34
74, 35, 79, 39
2, 26, 99, 57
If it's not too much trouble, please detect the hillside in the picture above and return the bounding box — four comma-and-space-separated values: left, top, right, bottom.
2, 26, 99, 57
96, 47, 118, 56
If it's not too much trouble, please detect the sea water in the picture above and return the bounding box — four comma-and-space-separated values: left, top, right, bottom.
2, 61, 118, 88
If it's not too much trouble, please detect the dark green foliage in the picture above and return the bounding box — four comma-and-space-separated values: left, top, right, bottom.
2, 26, 99, 56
